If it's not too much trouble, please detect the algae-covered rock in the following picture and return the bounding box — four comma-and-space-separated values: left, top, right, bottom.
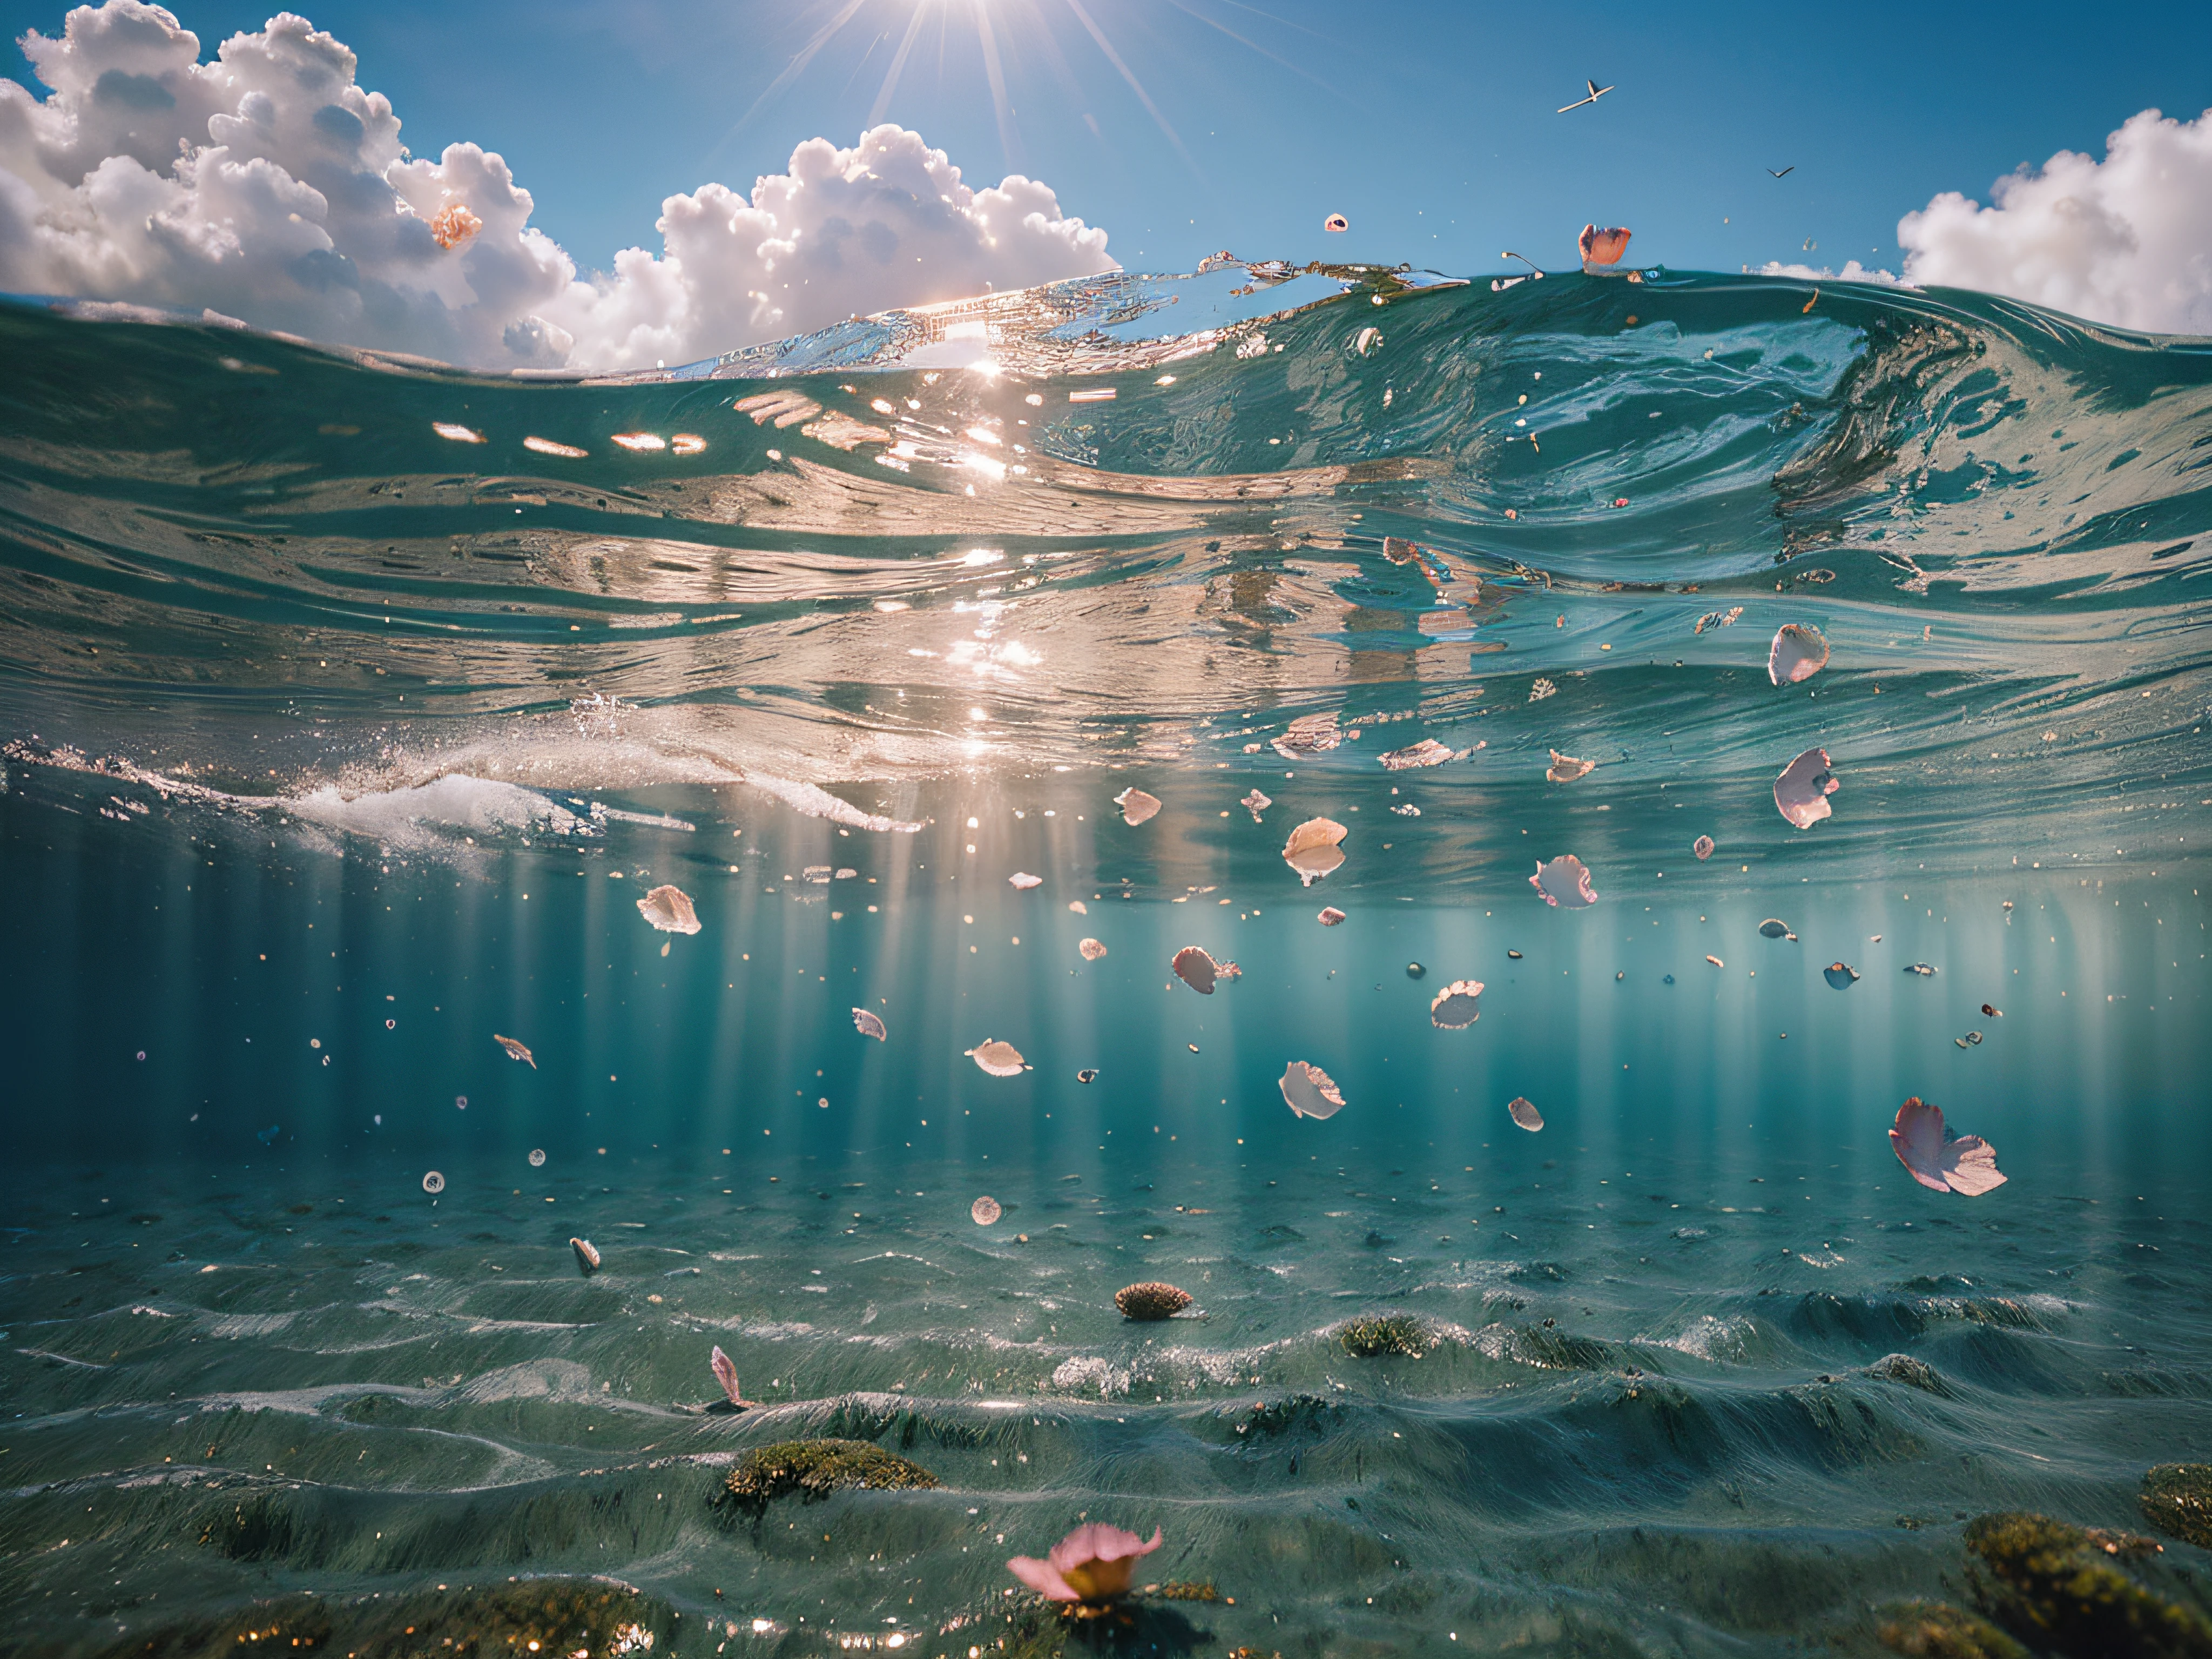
1964, 1509, 2212, 1658
1115, 1282, 1193, 1320
719, 1439, 938, 1510
1876, 1600, 2029, 1659
2141, 1464, 2212, 1549
1868, 1352, 1949, 1394
1339, 1313, 1427, 1358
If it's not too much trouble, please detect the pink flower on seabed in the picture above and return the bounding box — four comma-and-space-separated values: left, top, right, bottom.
1006, 1523, 1163, 1603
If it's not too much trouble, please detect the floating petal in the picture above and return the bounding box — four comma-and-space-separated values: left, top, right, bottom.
1768, 624, 1830, 685
1773, 746, 1839, 828
1530, 854, 1597, 908
971, 1195, 1002, 1226
1546, 750, 1596, 783
710, 1345, 747, 1407
851, 1007, 887, 1041
1113, 787, 1161, 826
1279, 1060, 1346, 1120
1240, 788, 1272, 820
967, 1039, 1027, 1077
1283, 818, 1348, 886
1172, 946, 1238, 994
636, 884, 701, 934
1429, 980, 1483, 1028
1889, 1096, 2006, 1196
1317, 907, 1346, 926
493, 1033, 535, 1067
1507, 1096, 1544, 1132
1380, 739, 1455, 771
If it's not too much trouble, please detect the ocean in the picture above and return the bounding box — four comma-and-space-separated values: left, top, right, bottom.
2, 259, 2209, 1657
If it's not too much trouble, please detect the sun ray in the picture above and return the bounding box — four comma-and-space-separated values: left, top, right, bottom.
1059, 0, 1199, 176
703, 0, 872, 165
974, 3, 1022, 169
1163, 0, 1344, 99
868, 3, 932, 127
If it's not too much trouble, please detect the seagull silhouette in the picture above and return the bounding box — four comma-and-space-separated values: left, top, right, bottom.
1557, 78, 1615, 113
1768, 166, 1795, 177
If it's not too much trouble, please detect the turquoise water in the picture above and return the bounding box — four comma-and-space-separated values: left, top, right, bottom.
2, 264, 2210, 1655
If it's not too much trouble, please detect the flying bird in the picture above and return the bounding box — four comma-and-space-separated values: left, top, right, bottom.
1557, 78, 1614, 112
1768, 166, 1795, 177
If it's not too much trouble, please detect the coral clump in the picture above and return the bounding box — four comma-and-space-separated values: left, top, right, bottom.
1876, 1600, 2028, 1659
719, 1440, 936, 1510
1115, 1282, 1192, 1321
1340, 1314, 1427, 1358
2141, 1463, 2212, 1549
1963, 1510, 2212, 1657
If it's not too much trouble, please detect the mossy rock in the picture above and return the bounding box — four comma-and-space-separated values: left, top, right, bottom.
1340, 1314, 1427, 1358
1876, 1600, 2028, 1659
719, 1439, 938, 1512
1115, 1282, 1192, 1321
2142, 1464, 2212, 1549
1867, 1353, 1948, 1394
1964, 1510, 2212, 1658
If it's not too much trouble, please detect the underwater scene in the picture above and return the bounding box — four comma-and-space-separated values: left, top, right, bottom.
2, 259, 2211, 1657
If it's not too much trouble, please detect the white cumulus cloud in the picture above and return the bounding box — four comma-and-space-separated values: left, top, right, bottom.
1753, 259, 1903, 286
1899, 106, 2212, 337
0, 1, 1115, 369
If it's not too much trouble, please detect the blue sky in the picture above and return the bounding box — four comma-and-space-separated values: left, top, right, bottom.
5, 0, 2207, 282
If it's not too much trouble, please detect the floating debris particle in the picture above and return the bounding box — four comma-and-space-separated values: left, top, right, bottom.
1706, 954, 1725, 968
1115, 1282, 1192, 1320
1529, 678, 1558, 702
1905, 963, 1937, 977
1759, 919, 1791, 938
636, 884, 700, 934
421, 1170, 444, 1194
1429, 980, 1483, 1028
431, 421, 483, 444
1009, 872, 1043, 889
610, 431, 665, 451
1530, 853, 1598, 908
493, 1033, 536, 1067
1507, 1096, 1544, 1132
1825, 962, 1861, 988
971, 1195, 1002, 1226
1078, 938, 1109, 962
1069, 900, 1089, 914
1391, 802, 1421, 817
1579, 222, 1630, 266
1964, 1030, 1984, 1046
710, 1345, 753, 1408
1405, 961, 1427, 980
1507, 949, 1524, 959
1324, 213, 1350, 233
1889, 1096, 2006, 1196
1283, 818, 1349, 886
1241, 788, 1273, 820
967, 1039, 1028, 1077
1694, 606, 1743, 633
571, 1237, 601, 1274
1982, 1003, 2002, 1017
1317, 907, 1347, 926
1380, 739, 1455, 771
671, 432, 706, 456
1279, 1060, 1346, 1121
1077, 1068, 1099, 1083
1773, 746, 1840, 828
1113, 787, 1161, 826
1546, 749, 1595, 783
851, 1007, 887, 1041
1172, 946, 1240, 994
1769, 624, 1830, 685
528, 1148, 546, 1168
1272, 712, 1343, 758
523, 435, 588, 458
1694, 835, 1716, 860
429, 201, 482, 249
